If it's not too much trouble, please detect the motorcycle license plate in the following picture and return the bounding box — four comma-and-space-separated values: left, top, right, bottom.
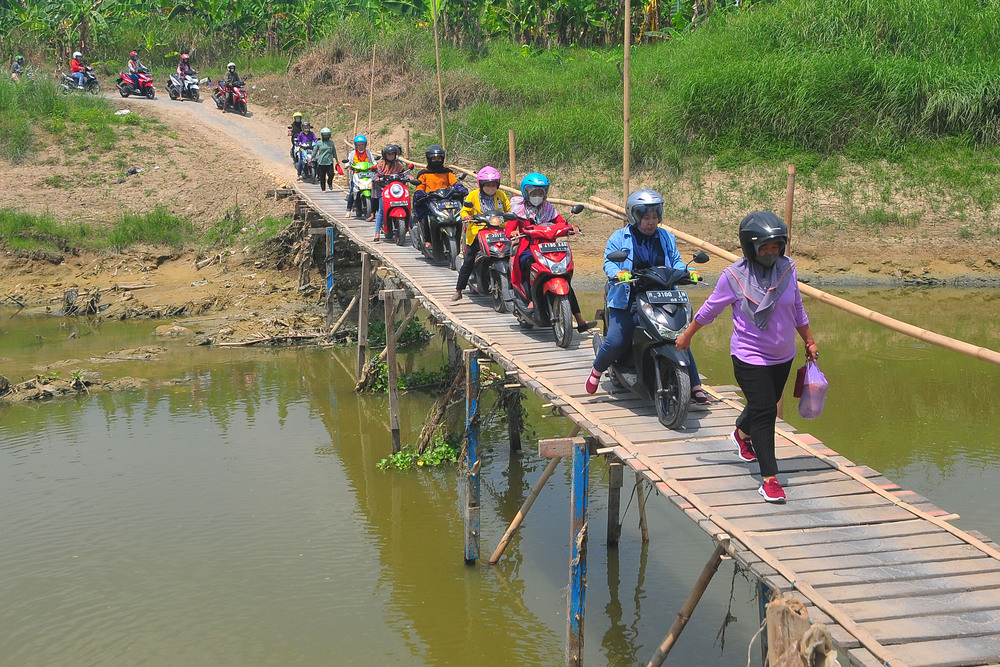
539, 242, 569, 253
646, 290, 688, 304
484, 233, 507, 243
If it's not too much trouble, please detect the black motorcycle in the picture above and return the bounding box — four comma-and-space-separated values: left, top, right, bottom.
60, 66, 100, 95
413, 178, 468, 270
464, 209, 516, 312
592, 251, 710, 430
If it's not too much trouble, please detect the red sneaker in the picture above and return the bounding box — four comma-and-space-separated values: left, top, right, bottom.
758, 478, 786, 503
731, 428, 756, 462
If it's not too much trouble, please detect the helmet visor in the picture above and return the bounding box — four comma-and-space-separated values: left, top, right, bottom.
632, 203, 663, 224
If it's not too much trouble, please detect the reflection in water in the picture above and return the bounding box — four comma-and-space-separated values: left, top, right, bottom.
2, 285, 1000, 664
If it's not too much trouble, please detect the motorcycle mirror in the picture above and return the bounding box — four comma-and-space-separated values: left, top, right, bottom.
373, 155, 382, 161
458, 173, 468, 180
606, 250, 630, 262
463, 201, 474, 208
341, 159, 348, 163
570, 204, 585, 215
692, 251, 710, 264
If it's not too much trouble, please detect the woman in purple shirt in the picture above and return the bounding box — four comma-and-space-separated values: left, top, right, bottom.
676, 211, 819, 503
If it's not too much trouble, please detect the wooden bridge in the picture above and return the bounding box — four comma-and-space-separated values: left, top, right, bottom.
291, 181, 1000, 667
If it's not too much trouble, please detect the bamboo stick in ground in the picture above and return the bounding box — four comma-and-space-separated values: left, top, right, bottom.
417, 366, 465, 454
355, 300, 421, 391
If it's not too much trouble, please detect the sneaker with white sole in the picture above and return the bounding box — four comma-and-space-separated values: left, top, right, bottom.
758, 478, 786, 503
731, 428, 756, 462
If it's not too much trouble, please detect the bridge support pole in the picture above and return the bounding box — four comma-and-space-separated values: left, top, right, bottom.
464, 349, 481, 564
324, 228, 336, 328
758, 581, 771, 664
507, 387, 522, 452
382, 289, 403, 454
566, 435, 590, 667
607, 460, 623, 547
645, 540, 728, 667
636, 473, 650, 543
447, 333, 462, 372
357, 252, 372, 382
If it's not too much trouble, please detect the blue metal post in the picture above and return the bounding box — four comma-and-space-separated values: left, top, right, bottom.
566, 437, 590, 666
464, 350, 480, 564
324, 228, 335, 328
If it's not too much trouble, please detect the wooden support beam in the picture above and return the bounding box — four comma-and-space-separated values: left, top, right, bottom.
464, 349, 481, 564
489, 425, 581, 565
636, 473, 650, 543
540, 437, 601, 458
382, 289, 403, 453
356, 252, 372, 381
329, 295, 358, 335
324, 228, 336, 328
447, 334, 462, 371
507, 387, 522, 452
607, 460, 623, 547
566, 436, 590, 667
645, 540, 728, 667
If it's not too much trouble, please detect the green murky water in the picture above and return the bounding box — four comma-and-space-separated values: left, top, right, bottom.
1, 287, 998, 665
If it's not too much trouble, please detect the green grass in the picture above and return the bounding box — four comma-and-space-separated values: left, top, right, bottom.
0, 209, 92, 252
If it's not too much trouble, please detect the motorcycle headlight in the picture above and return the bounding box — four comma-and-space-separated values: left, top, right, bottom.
389, 183, 404, 198
539, 255, 569, 274
639, 300, 689, 338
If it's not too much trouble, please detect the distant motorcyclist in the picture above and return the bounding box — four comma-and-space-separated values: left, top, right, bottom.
314, 127, 339, 192
413, 144, 467, 248
126, 51, 147, 91
345, 135, 372, 211
224, 62, 241, 108
70, 51, 85, 89
295, 121, 317, 181
288, 112, 303, 161
177, 53, 196, 93
11, 55, 25, 82
371, 143, 409, 240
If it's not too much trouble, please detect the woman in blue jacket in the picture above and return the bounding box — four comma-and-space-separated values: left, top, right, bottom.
585, 189, 709, 404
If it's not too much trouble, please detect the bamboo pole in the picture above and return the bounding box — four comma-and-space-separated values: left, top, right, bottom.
352, 109, 359, 140
382, 289, 403, 453
488, 423, 583, 565
588, 195, 1000, 367
635, 472, 649, 543
405, 129, 410, 159
329, 294, 358, 335
508, 129, 516, 188
356, 300, 421, 390
784, 163, 796, 247
645, 541, 728, 666
416, 365, 465, 453
367, 44, 376, 137
622, 0, 632, 207
431, 0, 446, 149
356, 252, 372, 381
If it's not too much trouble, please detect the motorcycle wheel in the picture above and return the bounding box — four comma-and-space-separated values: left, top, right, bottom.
550, 294, 573, 349
516, 311, 534, 330
145, 87, 155, 100
395, 219, 406, 246
168, 87, 178, 101
118, 86, 129, 98
87, 81, 101, 95
191, 89, 200, 103
361, 197, 371, 220
447, 235, 460, 272
411, 223, 421, 251
239, 101, 247, 116
654, 359, 691, 430
489, 273, 509, 313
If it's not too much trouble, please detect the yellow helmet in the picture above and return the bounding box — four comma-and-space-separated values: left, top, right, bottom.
293, 111, 303, 119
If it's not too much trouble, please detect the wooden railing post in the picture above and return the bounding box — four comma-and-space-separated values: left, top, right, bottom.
636, 473, 650, 543
356, 252, 372, 381
382, 288, 403, 453
508, 129, 516, 188
464, 349, 481, 564
607, 460, 623, 546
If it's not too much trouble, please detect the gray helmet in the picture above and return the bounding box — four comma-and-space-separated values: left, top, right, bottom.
625, 189, 664, 228
738, 211, 787, 265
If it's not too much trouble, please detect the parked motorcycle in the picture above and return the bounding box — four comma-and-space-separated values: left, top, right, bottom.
592, 251, 710, 429
507, 204, 585, 348
213, 79, 248, 115
344, 159, 376, 219
116, 68, 155, 99
297, 140, 317, 184
376, 171, 416, 246
414, 178, 468, 270
166, 73, 200, 101
464, 208, 516, 313
60, 66, 100, 95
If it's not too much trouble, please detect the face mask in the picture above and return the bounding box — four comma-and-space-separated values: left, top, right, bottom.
755, 253, 779, 268
529, 195, 544, 206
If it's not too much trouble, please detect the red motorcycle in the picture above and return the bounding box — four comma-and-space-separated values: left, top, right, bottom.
213, 80, 248, 115
376, 170, 416, 246
116, 69, 155, 99
465, 209, 516, 313
507, 204, 584, 348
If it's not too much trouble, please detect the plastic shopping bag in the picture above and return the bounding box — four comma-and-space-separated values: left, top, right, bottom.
798, 361, 828, 419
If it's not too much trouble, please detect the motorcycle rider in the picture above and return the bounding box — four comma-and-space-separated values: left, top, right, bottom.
505, 172, 594, 332
70, 51, 85, 89
224, 62, 241, 108
584, 189, 708, 401
413, 144, 467, 248
11, 55, 25, 82
126, 51, 147, 92
345, 135, 372, 213
295, 121, 317, 181
371, 143, 409, 241
288, 112, 303, 161
177, 53, 196, 94
314, 127, 339, 192
452, 165, 510, 300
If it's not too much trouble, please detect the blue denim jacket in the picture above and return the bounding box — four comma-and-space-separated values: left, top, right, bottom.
604, 226, 687, 310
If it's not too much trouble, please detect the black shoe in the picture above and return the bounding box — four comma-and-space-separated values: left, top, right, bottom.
577, 320, 597, 333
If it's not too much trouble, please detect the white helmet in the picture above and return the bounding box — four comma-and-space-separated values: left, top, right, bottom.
227, 62, 236, 70
73, 51, 82, 59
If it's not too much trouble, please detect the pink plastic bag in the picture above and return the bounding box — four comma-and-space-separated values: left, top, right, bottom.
798, 361, 828, 419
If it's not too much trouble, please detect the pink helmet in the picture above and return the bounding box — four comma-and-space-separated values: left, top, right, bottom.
477, 165, 501, 187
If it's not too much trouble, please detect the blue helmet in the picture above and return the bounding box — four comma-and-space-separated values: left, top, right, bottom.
520, 172, 549, 202
353, 134, 367, 147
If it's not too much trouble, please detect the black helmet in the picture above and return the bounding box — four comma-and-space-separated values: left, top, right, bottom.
425, 144, 445, 167
738, 211, 787, 266
383, 144, 401, 159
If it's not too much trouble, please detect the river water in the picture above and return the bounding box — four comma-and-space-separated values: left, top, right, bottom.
1, 287, 998, 666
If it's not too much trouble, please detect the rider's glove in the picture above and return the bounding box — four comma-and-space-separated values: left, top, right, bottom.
689, 270, 701, 282
616, 270, 632, 282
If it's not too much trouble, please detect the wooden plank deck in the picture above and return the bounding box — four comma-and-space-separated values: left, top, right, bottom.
296, 183, 1000, 667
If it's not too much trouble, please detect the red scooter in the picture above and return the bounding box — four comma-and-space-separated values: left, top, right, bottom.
507, 204, 584, 348
116, 69, 155, 99
376, 170, 416, 245
464, 209, 516, 313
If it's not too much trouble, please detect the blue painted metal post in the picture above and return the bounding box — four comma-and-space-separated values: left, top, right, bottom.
566, 437, 590, 666
464, 349, 481, 564
324, 228, 335, 328
758, 580, 770, 664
